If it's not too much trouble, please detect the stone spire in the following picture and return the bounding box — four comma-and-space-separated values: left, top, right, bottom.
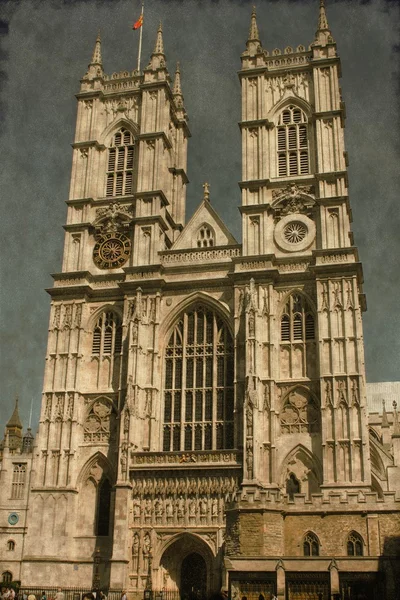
153, 22, 165, 56
91, 30, 102, 66
314, 0, 335, 46
84, 30, 104, 81
248, 6, 260, 42
148, 22, 168, 72
173, 62, 185, 110
245, 6, 262, 56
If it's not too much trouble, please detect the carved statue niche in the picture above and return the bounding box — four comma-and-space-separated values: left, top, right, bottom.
246, 440, 254, 480
132, 532, 140, 572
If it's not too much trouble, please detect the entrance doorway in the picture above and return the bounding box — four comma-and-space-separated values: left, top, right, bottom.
180, 553, 207, 600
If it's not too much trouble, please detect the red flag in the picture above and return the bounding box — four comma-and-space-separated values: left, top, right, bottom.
133, 14, 143, 30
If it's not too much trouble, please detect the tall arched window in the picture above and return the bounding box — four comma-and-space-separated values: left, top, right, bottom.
7, 540, 15, 551
106, 128, 134, 197
163, 306, 234, 452
92, 311, 122, 356
277, 105, 309, 177
303, 532, 319, 556
347, 531, 363, 556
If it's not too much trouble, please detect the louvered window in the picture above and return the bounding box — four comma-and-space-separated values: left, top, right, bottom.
163, 306, 234, 451
276, 105, 309, 177
92, 311, 122, 356
106, 128, 134, 197
280, 294, 315, 342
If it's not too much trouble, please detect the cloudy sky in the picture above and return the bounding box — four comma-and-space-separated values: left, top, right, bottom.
0, 0, 399, 435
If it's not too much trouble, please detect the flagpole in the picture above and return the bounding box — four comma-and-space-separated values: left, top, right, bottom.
137, 2, 144, 72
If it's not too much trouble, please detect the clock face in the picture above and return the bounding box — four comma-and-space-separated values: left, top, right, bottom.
8, 512, 19, 525
93, 232, 131, 269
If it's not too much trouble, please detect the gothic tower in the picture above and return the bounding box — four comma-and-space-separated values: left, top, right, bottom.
238, 2, 370, 494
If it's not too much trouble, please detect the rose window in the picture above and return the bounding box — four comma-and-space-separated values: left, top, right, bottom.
283, 221, 307, 244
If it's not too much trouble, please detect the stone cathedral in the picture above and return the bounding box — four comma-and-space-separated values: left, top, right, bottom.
1, 4, 400, 600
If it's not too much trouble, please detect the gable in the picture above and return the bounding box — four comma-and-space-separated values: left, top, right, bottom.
172, 201, 238, 250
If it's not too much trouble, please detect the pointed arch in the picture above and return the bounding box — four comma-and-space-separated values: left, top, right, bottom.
76, 450, 116, 488
278, 289, 317, 318
160, 292, 232, 341
303, 531, 320, 556
346, 531, 364, 556
87, 303, 123, 330
279, 443, 322, 497
99, 117, 139, 146
270, 96, 312, 122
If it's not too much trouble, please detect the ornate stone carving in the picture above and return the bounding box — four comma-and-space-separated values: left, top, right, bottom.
83, 398, 114, 443
271, 183, 316, 218
94, 201, 133, 234
280, 388, 319, 433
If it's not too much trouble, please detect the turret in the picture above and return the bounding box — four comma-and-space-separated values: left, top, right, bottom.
5, 396, 23, 452
83, 31, 104, 81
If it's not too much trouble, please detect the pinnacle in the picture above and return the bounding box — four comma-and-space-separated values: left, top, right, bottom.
153, 22, 165, 55
318, 0, 329, 31
173, 62, 182, 96
248, 5, 260, 42
314, 0, 334, 45
90, 30, 102, 66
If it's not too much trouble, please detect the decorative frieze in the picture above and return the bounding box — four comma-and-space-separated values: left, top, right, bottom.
130, 450, 241, 467
161, 247, 240, 264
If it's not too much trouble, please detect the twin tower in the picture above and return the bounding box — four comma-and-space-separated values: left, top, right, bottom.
2, 3, 399, 600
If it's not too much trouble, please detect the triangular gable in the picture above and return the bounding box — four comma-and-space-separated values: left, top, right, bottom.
172, 200, 238, 250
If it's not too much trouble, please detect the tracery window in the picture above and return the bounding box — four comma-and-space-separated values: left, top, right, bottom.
163, 306, 234, 451
303, 532, 319, 556
2, 572, 12, 584
106, 128, 134, 197
11, 464, 26, 500
7, 540, 15, 551
347, 531, 363, 556
197, 225, 215, 248
92, 311, 122, 356
84, 398, 115, 443
277, 105, 309, 177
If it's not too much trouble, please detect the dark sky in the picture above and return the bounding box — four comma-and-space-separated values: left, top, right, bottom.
0, 0, 399, 435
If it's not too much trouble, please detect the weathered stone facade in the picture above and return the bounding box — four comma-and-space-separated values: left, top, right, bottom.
1, 4, 399, 600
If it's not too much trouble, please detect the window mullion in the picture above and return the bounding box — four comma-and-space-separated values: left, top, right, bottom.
181, 314, 188, 450
202, 312, 206, 450
212, 314, 218, 450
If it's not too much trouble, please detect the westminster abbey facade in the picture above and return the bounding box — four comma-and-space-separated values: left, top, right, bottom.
1, 3, 400, 600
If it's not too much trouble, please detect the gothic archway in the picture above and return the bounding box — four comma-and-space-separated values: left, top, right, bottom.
157, 533, 217, 597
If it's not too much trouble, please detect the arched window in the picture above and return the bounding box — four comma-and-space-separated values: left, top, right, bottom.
197, 225, 215, 248
96, 478, 112, 536
7, 540, 15, 551
92, 311, 122, 356
163, 306, 234, 452
303, 532, 319, 556
106, 128, 134, 197
281, 294, 315, 342
347, 531, 363, 556
277, 106, 309, 177
2, 571, 12, 583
